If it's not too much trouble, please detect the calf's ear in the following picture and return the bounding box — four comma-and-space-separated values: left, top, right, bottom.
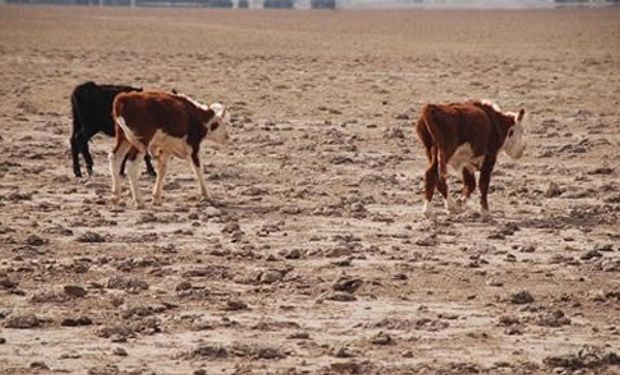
517, 108, 525, 122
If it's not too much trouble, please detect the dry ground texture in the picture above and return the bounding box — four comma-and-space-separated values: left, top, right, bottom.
1, 5, 620, 375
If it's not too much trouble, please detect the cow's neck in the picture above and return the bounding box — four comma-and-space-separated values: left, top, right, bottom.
487, 110, 511, 153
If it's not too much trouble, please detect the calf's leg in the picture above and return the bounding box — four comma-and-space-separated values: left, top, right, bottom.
81, 140, 95, 177
478, 156, 497, 216
457, 167, 476, 207
125, 147, 145, 209
437, 151, 457, 214
152, 152, 169, 206
109, 138, 130, 204
144, 154, 157, 177
70, 133, 82, 178
189, 149, 208, 200
423, 147, 438, 217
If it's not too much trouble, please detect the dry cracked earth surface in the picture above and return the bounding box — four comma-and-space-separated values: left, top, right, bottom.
0, 6, 619, 375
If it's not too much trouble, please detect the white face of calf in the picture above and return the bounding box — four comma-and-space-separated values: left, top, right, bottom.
205, 103, 230, 145
503, 108, 526, 160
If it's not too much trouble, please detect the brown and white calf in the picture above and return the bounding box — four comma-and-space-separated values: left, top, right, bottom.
415, 100, 526, 217
109, 91, 230, 208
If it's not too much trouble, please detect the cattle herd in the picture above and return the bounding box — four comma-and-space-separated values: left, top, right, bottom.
71, 81, 526, 217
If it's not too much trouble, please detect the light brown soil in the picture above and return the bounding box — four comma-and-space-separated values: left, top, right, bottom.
0, 5, 619, 375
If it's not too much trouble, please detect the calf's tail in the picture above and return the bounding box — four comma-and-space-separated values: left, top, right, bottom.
416, 105, 443, 162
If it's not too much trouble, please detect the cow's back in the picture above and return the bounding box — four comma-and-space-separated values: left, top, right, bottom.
420, 102, 493, 158
113, 91, 194, 141
72, 82, 140, 136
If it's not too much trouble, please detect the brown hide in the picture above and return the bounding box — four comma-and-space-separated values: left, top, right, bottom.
415, 101, 519, 214
112, 91, 215, 156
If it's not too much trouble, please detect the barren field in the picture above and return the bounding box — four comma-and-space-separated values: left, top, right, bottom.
0, 5, 619, 374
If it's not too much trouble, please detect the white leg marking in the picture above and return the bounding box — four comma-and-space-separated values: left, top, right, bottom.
127, 154, 145, 209
444, 196, 459, 214
152, 153, 169, 206
109, 142, 130, 204
423, 200, 434, 218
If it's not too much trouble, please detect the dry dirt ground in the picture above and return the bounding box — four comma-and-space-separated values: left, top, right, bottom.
0, 5, 619, 375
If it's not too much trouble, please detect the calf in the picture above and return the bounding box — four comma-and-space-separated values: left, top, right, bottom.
110, 91, 230, 208
70, 81, 155, 177
416, 100, 526, 217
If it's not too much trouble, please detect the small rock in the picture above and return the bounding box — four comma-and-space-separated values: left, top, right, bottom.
544, 182, 563, 198
205, 206, 221, 217
282, 248, 302, 259
370, 331, 393, 345
415, 235, 438, 247
332, 277, 363, 293
260, 270, 282, 284
30, 361, 49, 370
330, 361, 361, 373
175, 281, 192, 291
325, 292, 357, 302
519, 245, 536, 253
64, 285, 87, 298
287, 332, 310, 340
581, 249, 602, 260
332, 346, 354, 358
223, 299, 248, 311
255, 347, 285, 360
0, 337, 6, 344
106, 276, 149, 292
535, 310, 571, 327
510, 289, 535, 304
3, 313, 41, 329
395, 113, 410, 120
191, 345, 228, 359
0, 277, 18, 289
113, 347, 128, 356
221, 222, 240, 234
487, 279, 504, 287
61, 316, 93, 327
76, 231, 106, 243
26, 234, 46, 246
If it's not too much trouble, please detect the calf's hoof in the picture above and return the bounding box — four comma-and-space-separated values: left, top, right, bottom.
152, 197, 162, 206
444, 200, 462, 215
134, 200, 146, 209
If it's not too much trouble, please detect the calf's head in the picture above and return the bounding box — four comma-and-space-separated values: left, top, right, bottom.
206, 103, 231, 145
502, 108, 526, 159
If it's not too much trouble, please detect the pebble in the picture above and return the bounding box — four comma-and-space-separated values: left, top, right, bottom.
113, 347, 128, 356
76, 231, 106, 243
370, 331, 393, 345
325, 292, 357, 302
510, 290, 535, 304
3, 313, 41, 329
64, 285, 88, 298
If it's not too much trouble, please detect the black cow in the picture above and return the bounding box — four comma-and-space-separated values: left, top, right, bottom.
70, 81, 155, 178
